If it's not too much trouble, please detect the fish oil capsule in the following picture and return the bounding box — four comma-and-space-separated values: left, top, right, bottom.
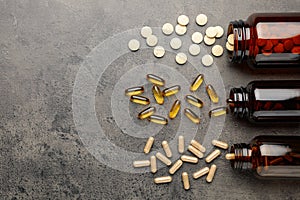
144, 136, 155, 154
146, 74, 165, 87
193, 166, 210, 179
169, 100, 181, 119
212, 140, 228, 150
209, 107, 228, 117
190, 139, 206, 153
162, 141, 172, 158
163, 85, 181, 97
150, 156, 157, 173
138, 107, 156, 120
178, 136, 184, 153
125, 86, 144, 96
182, 172, 190, 190
154, 176, 172, 184
152, 85, 164, 105
130, 95, 150, 105
205, 149, 221, 163
156, 152, 172, 166
184, 108, 200, 124
185, 95, 203, 108
206, 164, 217, 183
181, 155, 198, 164
133, 160, 150, 168
169, 160, 183, 175
188, 145, 203, 158
206, 84, 219, 103
190, 74, 204, 92
148, 115, 168, 125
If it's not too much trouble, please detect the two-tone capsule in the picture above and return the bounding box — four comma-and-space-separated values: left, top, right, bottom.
184, 108, 200, 124
190, 74, 204, 92
147, 74, 165, 87
209, 107, 228, 117
138, 107, 156, 119
185, 95, 203, 108
144, 137, 154, 154
125, 86, 144, 96
206, 84, 219, 103
152, 85, 164, 105
163, 85, 181, 97
130, 95, 150, 105
169, 100, 181, 119
148, 115, 168, 125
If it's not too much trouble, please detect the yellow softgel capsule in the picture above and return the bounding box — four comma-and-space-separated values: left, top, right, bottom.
169, 160, 183, 175
185, 95, 203, 108
209, 106, 228, 117
154, 176, 172, 184
125, 86, 144, 96
130, 95, 150, 105
190, 74, 204, 92
163, 85, 181, 97
184, 108, 200, 124
152, 85, 164, 105
169, 100, 181, 119
138, 107, 156, 120
146, 74, 165, 86
148, 115, 168, 125
182, 172, 190, 190
143, 136, 154, 154
206, 84, 219, 103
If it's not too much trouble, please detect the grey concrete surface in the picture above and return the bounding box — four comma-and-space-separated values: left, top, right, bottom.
1, 0, 300, 199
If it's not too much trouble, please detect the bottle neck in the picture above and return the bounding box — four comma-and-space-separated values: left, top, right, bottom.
227, 87, 249, 118
230, 143, 253, 170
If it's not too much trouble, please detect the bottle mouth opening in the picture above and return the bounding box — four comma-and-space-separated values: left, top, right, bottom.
227, 87, 248, 118
227, 20, 246, 63
226, 23, 234, 61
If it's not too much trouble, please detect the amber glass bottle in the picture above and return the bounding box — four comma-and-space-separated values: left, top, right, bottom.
226, 135, 300, 178
227, 13, 300, 68
227, 80, 300, 123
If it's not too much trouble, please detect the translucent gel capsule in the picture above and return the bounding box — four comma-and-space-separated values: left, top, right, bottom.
193, 167, 210, 179
209, 106, 228, 117
206, 84, 219, 103
190, 74, 204, 92
190, 139, 206, 153
163, 85, 181, 97
205, 149, 221, 163
154, 176, 172, 184
188, 145, 204, 158
147, 74, 165, 86
133, 160, 150, 168
162, 141, 172, 158
181, 155, 198, 164
185, 95, 204, 108
150, 156, 157, 173
184, 108, 200, 124
148, 115, 168, 125
206, 164, 217, 183
152, 85, 164, 105
169, 160, 183, 175
156, 152, 172, 166
144, 137, 154, 154
130, 95, 150, 105
138, 107, 156, 120
169, 100, 181, 119
125, 86, 144, 96
182, 172, 190, 190
178, 136, 184, 153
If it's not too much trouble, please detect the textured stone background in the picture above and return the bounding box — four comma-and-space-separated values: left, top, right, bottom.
1, 0, 300, 199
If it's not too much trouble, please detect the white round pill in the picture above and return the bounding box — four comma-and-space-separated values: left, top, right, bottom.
196, 14, 208, 26
153, 46, 165, 58
191, 32, 203, 44
141, 26, 153, 38
211, 45, 224, 57
175, 53, 187, 65
175, 24, 187, 36
204, 35, 216, 46
162, 23, 174, 35
206, 27, 218, 38
215, 26, 224, 38
170, 37, 182, 50
177, 15, 189, 26
128, 39, 140, 51
202, 54, 214, 67
189, 44, 201, 56
146, 35, 158, 47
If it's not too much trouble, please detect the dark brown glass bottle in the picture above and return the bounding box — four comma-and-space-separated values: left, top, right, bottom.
226, 13, 300, 68
226, 135, 300, 178
227, 80, 300, 123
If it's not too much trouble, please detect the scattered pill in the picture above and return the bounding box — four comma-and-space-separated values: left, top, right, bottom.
212, 140, 229, 150
130, 95, 150, 105
227, 34, 234, 45
146, 35, 158, 47
154, 176, 172, 184
162, 23, 174, 35
177, 15, 189, 26
181, 155, 198, 164
189, 44, 201, 56
141, 26, 153, 38
182, 172, 190, 190
148, 115, 168, 125
206, 164, 217, 183
225, 153, 235, 160
214, 26, 224, 38
175, 24, 187, 35
184, 108, 200, 124
156, 152, 172, 166
193, 167, 210, 179
125, 86, 144, 96
226, 41, 234, 51
169, 159, 183, 175
205, 149, 221, 163
147, 74, 165, 86
162, 141, 172, 158
209, 107, 228, 117
144, 136, 155, 154
153, 46, 165, 58
185, 95, 204, 108
178, 136, 184, 153
138, 107, 156, 120
201, 54, 214, 67
133, 160, 150, 168
190, 74, 204, 92
152, 85, 164, 105
211, 45, 224, 57
191, 32, 203, 44
190, 139, 206, 153
196, 14, 207, 26
206, 84, 219, 103
163, 85, 181, 97
128, 39, 140, 51
204, 35, 216, 46
170, 37, 182, 50
175, 53, 188, 65
205, 27, 218, 38
150, 156, 157, 173
169, 100, 181, 119
188, 145, 203, 158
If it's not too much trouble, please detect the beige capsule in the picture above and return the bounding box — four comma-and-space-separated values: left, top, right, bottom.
169, 159, 183, 175
206, 84, 219, 103
152, 85, 164, 105
143, 136, 155, 154
188, 145, 203, 158
146, 74, 165, 86
206, 164, 217, 183
162, 141, 172, 158
190, 74, 204, 92
133, 160, 150, 168
209, 107, 228, 117
205, 149, 221, 163
193, 166, 210, 179
169, 100, 181, 119
163, 85, 181, 97
138, 107, 156, 120
130, 95, 150, 105
182, 172, 190, 190
148, 115, 168, 125
185, 95, 203, 108
125, 86, 144, 96
181, 155, 198, 164
154, 176, 172, 184
178, 136, 184, 153
212, 140, 229, 150
190, 139, 206, 153
225, 153, 235, 160
156, 152, 172, 166
184, 108, 200, 124
150, 156, 157, 173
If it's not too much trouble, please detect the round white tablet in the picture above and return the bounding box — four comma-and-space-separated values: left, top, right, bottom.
141, 26, 153, 38
191, 32, 203, 44
212, 45, 224, 57
153, 46, 165, 58
176, 53, 187, 65
162, 23, 174, 35
196, 14, 208, 26
146, 35, 158, 47
206, 27, 218, 38
128, 39, 140, 51
175, 24, 187, 35
215, 26, 224, 38
177, 15, 189, 26
202, 54, 214, 67
170, 37, 182, 50
189, 44, 201, 56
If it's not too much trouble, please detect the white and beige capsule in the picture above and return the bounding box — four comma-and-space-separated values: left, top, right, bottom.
169, 159, 183, 175
133, 160, 150, 168
143, 137, 154, 154
212, 140, 229, 150
150, 155, 157, 173
181, 155, 198, 164
188, 145, 203, 158
190, 139, 206, 153
193, 166, 210, 179
206, 164, 217, 183
156, 152, 172, 166
154, 176, 172, 184
182, 172, 190, 190
205, 149, 221, 163
162, 141, 172, 158
178, 136, 184, 153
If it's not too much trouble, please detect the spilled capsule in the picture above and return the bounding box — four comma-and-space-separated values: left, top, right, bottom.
133, 160, 150, 168
190, 139, 206, 153
156, 152, 172, 166
125, 86, 144, 96
169, 160, 183, 175
185, 95, 203, 108
188, 145, 203, 158
193, 167, 210, 179
138, 107, 155, 119
206, 164, 217, 183
205, 149, 221, 163
184, 108, 200, 124
154, 176, 172, 184
182, 172, 190, 190
169, 100, 181, 119
152, 85, 164, 105
143, 136, 154, 154
181, 155, 198, 164
163, 85, 181, 97
206, 84, 219, 103
212, 140, 228, 150
150, 156, 157, 173
162, 141, 172, 158
209, 106, 228, 117
148, 115, 168, 125
130, 95, 150, 105
178, 136, 184, 153
190, 74, 204, 92
147, 74, 165, 86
